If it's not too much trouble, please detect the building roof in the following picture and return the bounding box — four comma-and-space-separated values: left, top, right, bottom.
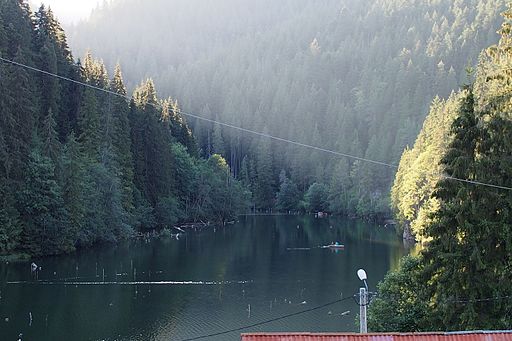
241, 331, 512, 341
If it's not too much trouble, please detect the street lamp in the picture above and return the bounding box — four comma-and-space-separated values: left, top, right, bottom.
357, 269, 368, 291
357, 268, 368, 333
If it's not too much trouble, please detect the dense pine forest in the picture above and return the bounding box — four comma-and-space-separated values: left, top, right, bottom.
69, 0, 506, 217
369, 6, 512, 331
0, 0, 511, 337
0, 0, 247, 258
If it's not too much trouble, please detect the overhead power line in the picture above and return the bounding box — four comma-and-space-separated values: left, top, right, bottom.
178, 296, 355, 341
377, 293, 512, 305
181, 292, 512, 340
0, 56, 394, 168
1, 56, 511, 191
443, 176, 512, 191
450, 295, 512, 304
173, 109, 396, 168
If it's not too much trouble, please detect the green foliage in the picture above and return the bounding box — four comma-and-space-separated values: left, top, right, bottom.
198, 154, 250, 222
110, 64, 135, 212
372, 7, 512, 330
276, 170, 301, 212
156, 196, 183, 227
132, 189, 157, 231
327, 159, 351, 214
368, 256, 430, 332
70, 0, 506, 218
254, 133, 275, 210
391, 94, 464, 241
41, 109, 61, 163
0, 1, 249, 257
0, 181, 21, 254
304, 183, 328, 212
81, 162, 131, 244
212, 121, 225, 156
17, 149, 73, 256
61, 132, 86, 242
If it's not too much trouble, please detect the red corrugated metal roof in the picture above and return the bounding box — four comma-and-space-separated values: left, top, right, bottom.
241, 331, 512, 341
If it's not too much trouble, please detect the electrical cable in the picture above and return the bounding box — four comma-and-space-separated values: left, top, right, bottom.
175, 292, 512, 340
1, 56, 511, 192
178, 295, 355, 341
449, 295, 512, 304
0, 56, 394, 168
374, 293, 512, 305
442, 176, 512, 191
353, 291, 378, 306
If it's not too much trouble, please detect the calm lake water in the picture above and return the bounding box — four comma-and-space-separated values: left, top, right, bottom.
0, 215, 411, 341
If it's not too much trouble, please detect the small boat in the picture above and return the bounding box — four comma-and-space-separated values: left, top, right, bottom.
322, 243, 345, 249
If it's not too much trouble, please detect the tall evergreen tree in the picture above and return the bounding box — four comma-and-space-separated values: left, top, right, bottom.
0, 179, 21, 254
254, 132, 274, 210
18, 148, 73, 256
110, 63, 134, 212
61, 132, 86, 245
276, 170, 300, 212
3, 48, 36, 181
212, 121, 225, 156
41, 109, 61, 164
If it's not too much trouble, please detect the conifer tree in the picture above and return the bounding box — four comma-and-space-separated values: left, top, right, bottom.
110, 64, 135, 212
420, 88, 484, 328
41, 109, 61, 164
254, 132, 274, 210
61, 132, 86, 244
34, 5, 74, 138
4, 48, 36, 181
18, 148, 73, 256
0, 178, 20, 254
37, 39, 60, 122
212, 121, 226, 156
131, 79, 175, 206
276, 170, 300, 212
78, 53, 107, 161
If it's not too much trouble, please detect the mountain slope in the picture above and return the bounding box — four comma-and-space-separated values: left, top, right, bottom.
70, 0, 506, 215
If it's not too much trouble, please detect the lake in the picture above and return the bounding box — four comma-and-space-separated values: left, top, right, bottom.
0, 215, 411, 341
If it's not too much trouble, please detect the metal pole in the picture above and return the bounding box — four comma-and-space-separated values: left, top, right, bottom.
359, 287, 367, 333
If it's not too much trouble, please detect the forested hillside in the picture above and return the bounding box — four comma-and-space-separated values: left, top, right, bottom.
0, 1, 247, 258
391, 92, 465, 241
69, 0, 506, 217
369, 6, 512, 331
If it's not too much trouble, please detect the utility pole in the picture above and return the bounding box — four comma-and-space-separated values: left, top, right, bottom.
359, 287, 367, 333
357, 269, 368, 333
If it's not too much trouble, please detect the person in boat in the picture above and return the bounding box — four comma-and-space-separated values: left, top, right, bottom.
335, 241, 340, 246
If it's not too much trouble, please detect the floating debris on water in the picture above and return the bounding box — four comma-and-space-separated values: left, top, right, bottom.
7, 280, 253, 286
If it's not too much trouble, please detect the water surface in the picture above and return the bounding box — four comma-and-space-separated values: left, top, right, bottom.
0, 215, 410, 341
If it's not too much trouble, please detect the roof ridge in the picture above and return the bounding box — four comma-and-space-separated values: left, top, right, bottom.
241, 330, 512, 335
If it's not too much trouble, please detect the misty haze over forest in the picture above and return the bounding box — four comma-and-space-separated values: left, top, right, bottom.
69, 0, 505, 217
